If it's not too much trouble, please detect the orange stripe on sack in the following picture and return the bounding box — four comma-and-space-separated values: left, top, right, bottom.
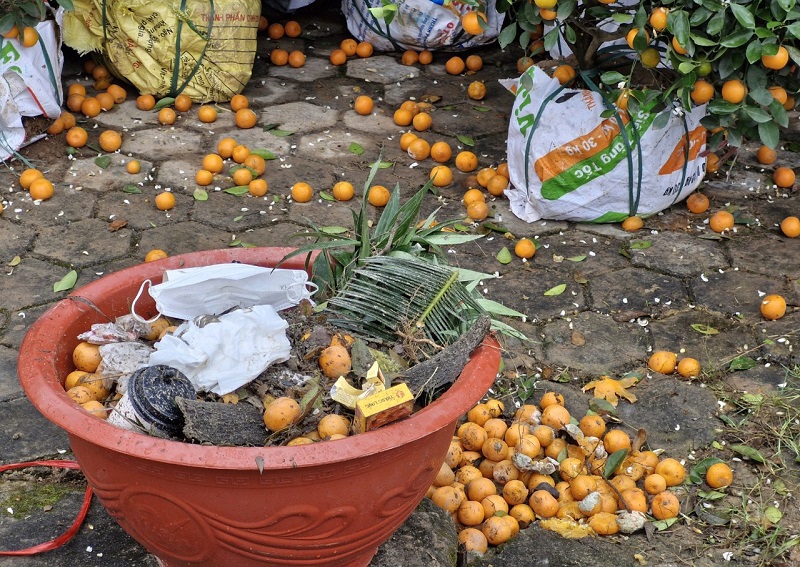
534, 114, 628, 182
658, 126, 706, 175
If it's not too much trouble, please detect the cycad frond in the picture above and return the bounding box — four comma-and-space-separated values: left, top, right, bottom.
326, 256, 485, 356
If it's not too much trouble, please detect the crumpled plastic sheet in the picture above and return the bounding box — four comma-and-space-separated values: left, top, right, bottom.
97, 341, 154, 392
148, 304, 291, 395
78, 315, 149, 344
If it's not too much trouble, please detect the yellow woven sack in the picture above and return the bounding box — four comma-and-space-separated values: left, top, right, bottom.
64, 0, 260, 102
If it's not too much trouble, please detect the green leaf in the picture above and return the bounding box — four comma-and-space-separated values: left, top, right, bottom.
603, 449, 629, 479
457, 134, 476, 146
589, 397, 617, 415
691, 323, 719, 335
8, 256, 21, 267
729, 3, 755, 29
730, 444, 765, 463
721, 29, 753, 48
651, 517, 679, 531
744, 105, 773, 123
122, 185, 142, 194
566, 255, 586, 262
250, 148, 277, 160
425, 234, 483, 245
482, 222, 509, 234
320, 191, 336, 202
233, 216, 243, 222
229, 239, 241, 247
689, 457, 725, 484
729, 356, 756, 371
496, 247, 513, 264
54, 270, 78, 292
369, 160, 394, 169
94, 155, 111, 169
154, 97, 175, 110
262, 123, 280, 131
349, 142, 364, 155
269, 129, 293, 137
764, 506, 783, 524
193, 188, 208, 201
224, 185, 250, 196
57, 0, 75, 10
476, 298, 525, 318
319, 226, 349, 235
758, 121, 780, 148
498, 22, 517, 49
601, 71, 627, 85
630, 240, 652, 249
544, 283, 566, 296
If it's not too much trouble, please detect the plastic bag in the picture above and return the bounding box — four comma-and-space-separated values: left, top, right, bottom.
342, 0, 504, 51
149, 305, 291, 395
503, 66, 707, 223
63, 0, 259, 102
133, 263, 316, 322
0, 9, 64, 161
97, 342, 154, 392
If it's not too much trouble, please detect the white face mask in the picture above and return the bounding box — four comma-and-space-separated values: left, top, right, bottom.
131, 263, 317, 323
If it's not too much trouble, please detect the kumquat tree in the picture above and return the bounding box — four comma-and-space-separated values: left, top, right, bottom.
496, 0, 800, 150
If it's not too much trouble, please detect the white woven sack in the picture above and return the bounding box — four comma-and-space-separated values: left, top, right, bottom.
342, 0, 503, 51
504, 66, 708, 223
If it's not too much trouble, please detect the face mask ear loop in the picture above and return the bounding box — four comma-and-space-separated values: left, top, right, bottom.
130, 279, 162, 325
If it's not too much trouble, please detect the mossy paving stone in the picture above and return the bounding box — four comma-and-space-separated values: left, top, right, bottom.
531, 230, 630, 278
341, 109, 399, 137
0, 345, 22, 399
0, 398, 68, 463
189, 190, 287, 231
691, 269, 787, 324
703, 167, 772, 201
614, 375, 718, 455
151, 159, 201, 194
539, 311, 647, 377
754, 313, 800, 366
647, 310, 758, 374
259, 101, 340, 134
9, 187, 96, 226
371, 498, 457, 567
33, 218, 132, 268
727, 233, 800, 280
427, 103, 510, 141
96, 186, 193, 228
480, 264, 588, 323
296, 129, 377, 163
723, 364, 794, 395
241, 75, 303, 106
0, 220, 36, 264
0, 482, 85, 551
590, 267, 688, 317
467, 523, 638, 567
628, 232, 728, 277
1, 258, 75, 312
122, 128, 205, 161
0, 305, 51, 350
233, 221, 318, 249
345, 55, 421, 85
0, 481, 160, 566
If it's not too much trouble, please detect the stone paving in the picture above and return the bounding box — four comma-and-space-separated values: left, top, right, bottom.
1, 4, 799, 567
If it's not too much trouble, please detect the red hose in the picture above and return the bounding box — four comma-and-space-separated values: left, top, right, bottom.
0, 460, 93, 556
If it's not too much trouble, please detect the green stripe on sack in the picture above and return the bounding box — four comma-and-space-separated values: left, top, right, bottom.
589, 211, 629, 223
540, 108, 659, 201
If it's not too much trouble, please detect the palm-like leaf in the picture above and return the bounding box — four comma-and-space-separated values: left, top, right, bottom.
325, 256, 485, 356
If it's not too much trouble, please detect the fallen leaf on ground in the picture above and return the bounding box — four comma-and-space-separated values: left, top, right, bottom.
582, 375, 639, 406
